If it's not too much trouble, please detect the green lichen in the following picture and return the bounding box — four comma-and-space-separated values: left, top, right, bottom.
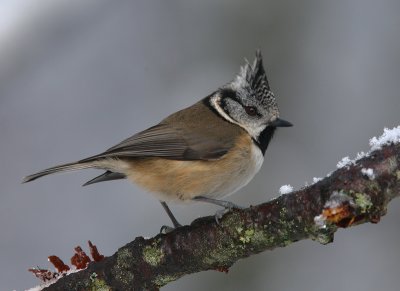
251, 229, 276, 246
354, 193, 373, 213
274, 206, 299, 246
202, 221, 243, 265
238, 229, 255, 244
388, 157, 398, 172
396, 170, 400, 180
279, 207, 288, 218
221, 211, 243, 229
143, 240, 164, 266
87, 273, 111, 291
309, 217, 336, 245
313, 229, 335, 245
112, 248, 135, 287
202, 238, 240, 266
278, 207, 295, 230
199, 211, 248, 264
153, 273, 181, 287
367, 181, 381, 192
236, 226, 244, 234
89, 272, 98, 282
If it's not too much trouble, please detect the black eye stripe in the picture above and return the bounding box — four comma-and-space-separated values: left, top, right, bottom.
220, 88, 260, 117
220, 97, 228, 111
220, 88, 247, 108
220, 88, 237, 100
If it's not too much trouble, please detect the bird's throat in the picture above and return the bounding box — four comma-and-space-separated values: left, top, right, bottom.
254, 126, 276, 155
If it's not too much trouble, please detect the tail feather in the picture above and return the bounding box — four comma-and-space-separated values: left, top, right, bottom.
22, 161, 95, 183
82, 171, 126, 186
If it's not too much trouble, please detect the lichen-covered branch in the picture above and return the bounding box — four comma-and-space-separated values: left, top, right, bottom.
43, 142, 400, 291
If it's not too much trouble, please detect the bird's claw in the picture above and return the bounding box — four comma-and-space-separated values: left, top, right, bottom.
159, 223, 181, 234
214, 208, 229, 225
214, 203, 245, 225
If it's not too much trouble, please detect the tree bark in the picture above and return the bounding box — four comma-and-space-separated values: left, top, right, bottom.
43, 142, 400, 291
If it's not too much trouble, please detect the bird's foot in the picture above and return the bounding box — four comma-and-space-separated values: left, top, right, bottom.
159, 223, 182, 234
159, 201, 182, 233
214, 202, 245, 225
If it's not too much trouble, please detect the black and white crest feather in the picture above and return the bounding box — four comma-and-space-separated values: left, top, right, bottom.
209, 50, 281, 141
230, 50, 277, 111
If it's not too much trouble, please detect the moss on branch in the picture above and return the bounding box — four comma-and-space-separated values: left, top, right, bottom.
42, 142, 400, 291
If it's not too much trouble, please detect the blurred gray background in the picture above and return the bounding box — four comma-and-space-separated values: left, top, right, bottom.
1, 1, 400, 290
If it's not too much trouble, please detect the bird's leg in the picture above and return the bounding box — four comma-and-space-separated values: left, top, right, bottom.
160, 201, 182, 233
192, 196, 245, 224
192, 196, 244, 209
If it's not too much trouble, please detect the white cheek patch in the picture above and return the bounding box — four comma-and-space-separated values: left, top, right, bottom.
210, 94, 240, 125
210, 94, 265, 140
247, 123, 267, 141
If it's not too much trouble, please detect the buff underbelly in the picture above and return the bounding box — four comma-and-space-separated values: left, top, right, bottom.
124, 135, 264, 203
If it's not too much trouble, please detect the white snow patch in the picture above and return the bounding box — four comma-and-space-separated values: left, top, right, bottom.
331, 126, 399, 179
361, 168, 375, 180
26, 282, 53, 291
325, 191, 355, 209
369, 125, 400, 151
313, 177, 323, 184
279, 184, 293, 194
336, 156, 353, 168
314, 214, 327, 229
355, 151, 367, 161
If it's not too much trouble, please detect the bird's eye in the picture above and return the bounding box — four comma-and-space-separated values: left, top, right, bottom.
244, 106, 258, 116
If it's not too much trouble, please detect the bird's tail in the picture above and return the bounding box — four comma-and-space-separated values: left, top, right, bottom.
22, 161, 96, 183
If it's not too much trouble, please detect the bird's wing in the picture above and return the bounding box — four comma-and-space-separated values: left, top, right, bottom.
79, 123, 233, 162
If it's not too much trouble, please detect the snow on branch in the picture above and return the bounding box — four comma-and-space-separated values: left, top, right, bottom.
32, 126, 400, 291
370, 125, 400, 151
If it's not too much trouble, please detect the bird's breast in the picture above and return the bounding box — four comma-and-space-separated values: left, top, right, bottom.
125, 133, 264, 202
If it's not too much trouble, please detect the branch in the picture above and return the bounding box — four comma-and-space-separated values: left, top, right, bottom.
42, 142, 400, 290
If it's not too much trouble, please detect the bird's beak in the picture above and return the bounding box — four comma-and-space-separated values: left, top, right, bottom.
270, 118, 293, 127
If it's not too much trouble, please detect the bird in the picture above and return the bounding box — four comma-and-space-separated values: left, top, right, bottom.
22, 50, 292, 229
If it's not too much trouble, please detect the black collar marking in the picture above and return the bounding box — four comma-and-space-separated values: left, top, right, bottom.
205, 91, 276, 155
253, 126, 276, 155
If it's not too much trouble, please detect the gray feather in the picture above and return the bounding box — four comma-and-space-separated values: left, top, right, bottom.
22, 161, 95, 183
78, 124, 188, 162
78, 106, 238, 163
23, 101, 240, 184
82, 171, 126, 186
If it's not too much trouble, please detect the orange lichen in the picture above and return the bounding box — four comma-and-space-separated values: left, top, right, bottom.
320, 199, 369, 228
322, 202, 355, 225
215, 266, 230, 273
28, 268, 58, 282
88, 240, 105, 262
30, 240, 105, 282
48, 255, 70, 273
71, 246, 91, 269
